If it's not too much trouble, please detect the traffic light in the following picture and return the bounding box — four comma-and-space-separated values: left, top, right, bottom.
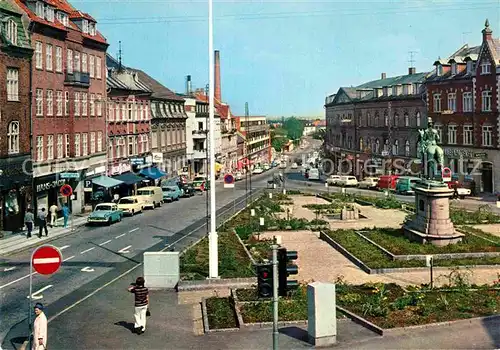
278, 248, 299, 297
256, 263, 273, 298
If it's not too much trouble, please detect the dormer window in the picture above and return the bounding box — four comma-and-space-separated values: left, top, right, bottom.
89, 22, 96, 36
392, 86, 398, 96
436, 64, 443, 76
45, 7, 55, 22
35, 1, 44, 17
383, 87, 388, 96
57, 12, 69, 27
82, 19, 89, 34
451, 62, 457, 75
481, 60, 491, 75
5, 19, 17, 45
466, 60, 474, 73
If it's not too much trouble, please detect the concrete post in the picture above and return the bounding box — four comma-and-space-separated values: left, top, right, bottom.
307, 282, 336, 347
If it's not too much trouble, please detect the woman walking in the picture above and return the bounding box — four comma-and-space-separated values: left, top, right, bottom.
32, 302, 47, 350
128, 277, 149, 334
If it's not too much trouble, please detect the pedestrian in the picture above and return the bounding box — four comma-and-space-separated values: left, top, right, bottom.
49, 203, 58, 227
32, 302, 47, 350
24, 208, 34, 239
128, 276, 149, 335
62, 205, 70, 228
37, 208, 48, 238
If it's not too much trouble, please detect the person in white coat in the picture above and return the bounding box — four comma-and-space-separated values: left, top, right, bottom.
49, 204, 58, 227
32, 303, 47, 350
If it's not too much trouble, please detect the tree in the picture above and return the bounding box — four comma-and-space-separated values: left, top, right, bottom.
312, 128, 326, 141
272, 137, 287, 152
283, 117, 304, 141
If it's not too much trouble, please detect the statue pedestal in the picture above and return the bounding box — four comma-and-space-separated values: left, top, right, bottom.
403, 183, 464, 246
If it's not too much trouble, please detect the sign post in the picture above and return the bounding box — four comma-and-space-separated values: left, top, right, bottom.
441, 167, 452, 183
29, 245, 62, 349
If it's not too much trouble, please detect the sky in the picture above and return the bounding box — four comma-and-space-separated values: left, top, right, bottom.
71, 0, 499, 117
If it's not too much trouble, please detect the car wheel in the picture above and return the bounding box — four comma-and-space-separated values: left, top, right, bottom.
107, 217, 112, 225
118, 215, 122, 222
152, 202, 156, 209
131, 210, 135, 216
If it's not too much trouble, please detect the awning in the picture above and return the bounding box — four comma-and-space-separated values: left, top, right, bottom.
113, 172, 145, 185
139, 166, 166, 180
92, 175, 124, 188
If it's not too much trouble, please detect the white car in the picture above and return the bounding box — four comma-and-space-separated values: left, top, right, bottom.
234, 172, 243, 181
327, 175, 341, 186
291, 163, 298, 169
358, 177, 379, 189
279, 163, 287, 169
338, 176, 358, 187
252, 168, 264, 174
456, 187, 471, 198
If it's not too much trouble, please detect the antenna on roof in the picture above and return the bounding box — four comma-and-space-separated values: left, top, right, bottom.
118, 40, 122, 71
408, 51, 417, 67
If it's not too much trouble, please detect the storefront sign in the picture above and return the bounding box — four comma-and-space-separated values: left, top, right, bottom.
60, 172, 80, 179
152, 153, 163, 163
84, 180, 93, 192
109, 163, 131, 175
130, 158, 145, 165
86, 166, 106, 177
36, 178, 67, 193
444, 148, 488, 159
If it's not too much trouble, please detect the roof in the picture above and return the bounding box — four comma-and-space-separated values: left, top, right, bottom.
132, 69, 184, 101
107, 70, 152, 93
0, 0, 22, 15
69, 10, 95, 22
426, 44, 482, 83
357, 72, 428, 89
0, 1, 32, 50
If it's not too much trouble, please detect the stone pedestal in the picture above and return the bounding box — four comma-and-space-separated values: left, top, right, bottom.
403, 183, 464, 246
307, 282, 336, 347
340, 206, 359, 221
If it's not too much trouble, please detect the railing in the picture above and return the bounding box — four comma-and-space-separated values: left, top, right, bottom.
65, 70, 90, 86
192, 130, 207, 138
193, 150, 207, 159
245, 124, 268, 132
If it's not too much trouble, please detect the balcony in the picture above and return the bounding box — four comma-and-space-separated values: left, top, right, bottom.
65, 70, 90, 87
192, 130, 207, 139
248, 134, 270, 145
245, 124, 268, 132
193, 150, 207, 159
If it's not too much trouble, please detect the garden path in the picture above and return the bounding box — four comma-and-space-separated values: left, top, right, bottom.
473, 223, 500, 237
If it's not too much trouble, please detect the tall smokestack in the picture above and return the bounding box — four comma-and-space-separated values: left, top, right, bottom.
214, 50, 221, 102
186, 75, 192, 95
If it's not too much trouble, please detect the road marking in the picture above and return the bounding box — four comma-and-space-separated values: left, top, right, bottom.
81, 267, 95, 272
3, 267, 16, 272
27, 285, 53, 300
117, 245, 132, 254
58, 245, 70, 251
115, 233, 126, 239
128, 228, 139, 233
99, 240, 111, 246
80, 247, 95, 254
0, 273, 35, 290
33, 258, 60, 264
63, 255, 75, 262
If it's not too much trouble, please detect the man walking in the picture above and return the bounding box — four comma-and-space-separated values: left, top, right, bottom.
32, 303, 47, 350
37, 208, 48, 238
24, 209, 34, 238
62, 205, 70, 228
49, 203, 58, 227
128, 277, 149, 334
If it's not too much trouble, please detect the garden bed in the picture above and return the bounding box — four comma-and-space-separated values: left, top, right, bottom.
204, 297, 239, 330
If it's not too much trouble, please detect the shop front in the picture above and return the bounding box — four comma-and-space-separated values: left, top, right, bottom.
83, 165, 107, 211
0, 156, 32, 232
34, 174, 72, 213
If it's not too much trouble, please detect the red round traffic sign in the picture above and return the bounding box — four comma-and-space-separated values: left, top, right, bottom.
224, 174, 235, 184
60, 184, 73, 197
31, 245, 62, 275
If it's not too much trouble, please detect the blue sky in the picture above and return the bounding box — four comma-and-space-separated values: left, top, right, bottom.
72, 0, 499, 117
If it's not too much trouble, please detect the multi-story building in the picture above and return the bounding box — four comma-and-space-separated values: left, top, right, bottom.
0, 0, 33, 232
325, 68, 428, 177
426, 20, 500, 193
105, 55, 155, 195
217, 104, 238, 173
15, 0, 108, 213
236, 116, 272, 167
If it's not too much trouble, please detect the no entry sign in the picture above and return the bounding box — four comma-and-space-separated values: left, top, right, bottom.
31, 245, 62, 275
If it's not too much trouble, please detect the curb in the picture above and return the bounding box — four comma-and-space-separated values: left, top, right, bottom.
178, 278, 257, 291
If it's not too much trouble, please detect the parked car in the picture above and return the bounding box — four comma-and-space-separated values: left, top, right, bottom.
377, 175, 400, 190
117, 196, 144, 216
395, 176, 421, 195
252, 168, 264, 174
291, 163, 298, 169
180, 183, 195, 197
327, 175, 341, 186
263, 164, 271, 171
87, 203, 123, 225
338, 176, 358, 187
279, 163, 287, 169
136, 186, 163, 208
357, 177, 379, 189
162, 185, 182, 202
308, 168, 320, 181
193, 176, 208, 191
234, 172, 243, 181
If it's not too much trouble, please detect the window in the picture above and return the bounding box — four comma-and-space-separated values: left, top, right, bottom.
82, 19, 89, 34
35, 41, 43, 69
463, 92, 473, 112
97, 131, 102, 152
81, 93, 87, 116
89, 23, 96, 36
128, 103, 133, 120
74, 51, 80, 72
82, 53, 87, 73
482, 90, 492, 111
6, 68, 19, 101
56, 91, 62, 116
115, 138, 120, 159
56, 12, 69, 26
7, 121, 19, 154
447, 93, 456, 111
45, 6, 54, 22
66, 49, 73, 74
433, 94, 441, 112
55, 46, 62, 72
145, 134, 149, 152
64, 91, 69, 116
435, 124, 443, 141
74, 133, 80, 157
466, 60, 474, 73
96, 57, 102, 79
393, 114, 399, 127
405, 140, 410, 157
90, 94, 95, 116
375, 139, 380, 153
82, 133, 88, 156
121, 104, 126, 120
6, 19, 17, 45
89, 55, 95, 78
46, 90, 53, 116
463, 125, 473, 145
36, 136, 43, 161
128, 136, 134, 156
448, 124, 457, 144
481, 61, 491, 75
74, 92, 80, 116
384, 113, 389, 127
451, 63, 457, 75
57, 134, 63, 159
482, 125, 493, 147
44, 44, 53, 71
392, 140, 399, 156
65, 134, 70, 157
47, 134, 53, 160
97, 94, 102, 116
139, 104, 143, 120
416, 112, 421, 127
36, 89, 43, 116
90, 132, 96, 154
35, 2, 44, 17
436, 65, 443, 76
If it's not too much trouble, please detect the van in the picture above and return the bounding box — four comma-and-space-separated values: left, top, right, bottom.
136, 186, 163, 209
308, 168, 320, 181
377, 175, 400, 190
395, 176, 420, 195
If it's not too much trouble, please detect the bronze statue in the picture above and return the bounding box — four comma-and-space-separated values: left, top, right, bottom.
417, 117, 444, 180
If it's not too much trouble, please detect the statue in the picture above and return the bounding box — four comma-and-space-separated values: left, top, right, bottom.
417, 117, 444, 180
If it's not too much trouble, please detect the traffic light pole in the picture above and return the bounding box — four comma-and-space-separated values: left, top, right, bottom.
272, 243, 279, 350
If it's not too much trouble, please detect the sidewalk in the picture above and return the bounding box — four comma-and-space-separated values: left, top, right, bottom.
0, 215, 88, 257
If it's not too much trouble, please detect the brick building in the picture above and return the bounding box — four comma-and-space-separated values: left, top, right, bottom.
325, 68, 428, 177
15, 0, 108, 214
426, 20, 500, 193
0, 0, 33, 232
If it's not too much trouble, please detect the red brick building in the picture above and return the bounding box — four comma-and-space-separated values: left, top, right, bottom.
0, 0, 33, 232
15, 0, 108, 213
426, 20, 500, 193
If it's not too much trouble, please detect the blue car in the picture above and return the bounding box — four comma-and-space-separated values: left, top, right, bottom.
162, 185, 182, 202
87, 203, 123, 225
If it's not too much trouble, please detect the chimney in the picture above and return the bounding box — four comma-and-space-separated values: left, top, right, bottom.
482, 18, 492, 42
214, 50, 221, 102
408, 67, 416, 75
381, 72, 386, 79
186, 75, 192, 95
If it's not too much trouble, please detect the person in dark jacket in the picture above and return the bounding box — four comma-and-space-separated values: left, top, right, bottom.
128, 277, 149, 334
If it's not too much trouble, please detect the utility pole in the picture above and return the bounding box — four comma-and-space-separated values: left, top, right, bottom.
388, 101, 392, 175
245, 102, 249, 205
272, 242, 279, 350
245, 102, 252, 201
205, 84, 209, 235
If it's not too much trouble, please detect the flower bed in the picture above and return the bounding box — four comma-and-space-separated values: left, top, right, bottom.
205, 297, 239, 329
451, 206, 500, 225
